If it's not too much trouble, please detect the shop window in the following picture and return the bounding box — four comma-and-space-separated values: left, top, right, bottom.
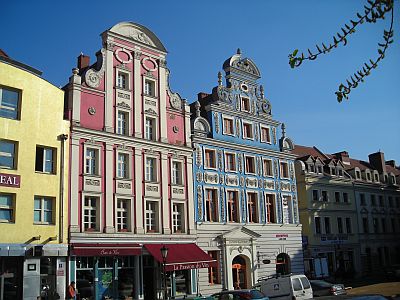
260, 126, 271, 143
83, 196, 99, 231
0, 193, 14, 222
116, 199, 130, 232
225, 152, 236, 172
346, 218, 352, 234
241, 97, 250, 112
0, 86, 20, 120
280, 162, 289, 178
265, 193, 276, 223
324, 217, 331, 234
263, 159, 273, 177
85, 148, 99, 175
145, 201, 158, 233
223, 117, 234, 135
145, 157, 157, 182
315, 217, 321, 234
362, 217, 369, 233
172, 203, 184, 233
245, 156, 255, 174
242, 122, 253, 139
144, 79, 155, 97
247, 193, 258, 223
172, 161, 182, 185
117, 153, 129, 179
0, 139, 17, 169
145, 117, 155, 140
227, 191, 239, 223
335, 191, 341, 203
35, 146, 56, 174
204, 149, 216, 169
337, 217, 343, 234
117, 110, 129, 135
34, 196, 54, 224
322, 190, 328, 202
208, 251, 221, 284
205, 189, 218, 222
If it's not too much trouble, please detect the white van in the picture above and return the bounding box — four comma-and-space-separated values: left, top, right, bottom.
253, 274, 313, 300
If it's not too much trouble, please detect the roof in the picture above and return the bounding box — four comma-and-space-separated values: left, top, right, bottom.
292, 145, 329, 161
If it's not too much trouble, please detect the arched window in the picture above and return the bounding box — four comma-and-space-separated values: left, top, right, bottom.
276, 253, 291, 275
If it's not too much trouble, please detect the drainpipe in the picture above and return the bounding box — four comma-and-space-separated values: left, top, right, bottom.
58, 134, 68, 244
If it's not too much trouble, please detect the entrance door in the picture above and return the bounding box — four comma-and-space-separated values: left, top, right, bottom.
232, 256, 247, 289
276, 253, 291, 275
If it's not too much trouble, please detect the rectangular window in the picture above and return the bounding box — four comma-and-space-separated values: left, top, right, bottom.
360, 193, 366, 206
241, 97, 250, 112
117, 153, 128, 178
335, 192, 341, 203
315, 217, 321, 234
343, 192, 349, 203
263, 159, 273, 177
324, 217, 331, 234
388, 196, 393, 207
145, 157, 156, 182
309, 164, 315, 173
204, 149, 216, 169
117, 73, 127, 89
317, 165, 323, 174
116, 199, 130, 232
223, 118, 234, 135
312, 190, 319, 201
35, 146, 55, 174
381, 218, 386, 233
379, 196, 384, 207
145, 201, 158, 232
0, 87, 20, 120
280, 162, 289, 178
391, 218, 396, 233
34, 196, 53, 224
322, 191, 328, 202
83, 196, 99, 231
337, 217, 343, 234
247, 193, 258, 223
371, 195, 376, 206
172, 203, 184, 233
117, 111, 128, 135
225, 153, 236, 172
245, 156, 255, 174
366, 172, 371, 181
0, 193, 14, 222
0, 140, 17, 169
362, 217, 369, 233
144, 80, 155, 97
243, 123, 253, 139
345, 218, 352, 234
85, 148, 99, 175
260, 126, 271, 143
265, 193, 276, 223
205, 189, 218, 222
145, 117, 155, 140
172, 161, 182, 185
227, 191, 239, 223
373, 218, 379, 233
208, 251, 220, 284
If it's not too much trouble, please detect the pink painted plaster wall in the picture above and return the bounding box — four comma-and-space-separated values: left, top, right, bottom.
80, 92, 105, 130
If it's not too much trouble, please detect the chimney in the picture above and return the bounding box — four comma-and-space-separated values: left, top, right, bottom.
386, 160, 396, 168
0, 49, 9, 58
333, 151, 350, 166
368, 151, 386, 173
77, 54, 90, 69
197, 92, 210, 101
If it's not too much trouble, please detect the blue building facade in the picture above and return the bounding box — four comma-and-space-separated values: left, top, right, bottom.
191, 50, 304, 295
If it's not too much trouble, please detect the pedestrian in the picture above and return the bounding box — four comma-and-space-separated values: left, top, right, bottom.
66, 281, 76, 299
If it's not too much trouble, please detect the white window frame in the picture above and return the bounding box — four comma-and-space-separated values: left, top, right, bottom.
222, 115, 235, 136
263, 158, 273, 177
172, 201, 185, 233
82, 194, 101, 232
115, 198, 131, 232
204, 148, 217, 170
34, 196, 54, 224
171, 160, 183, 186
204, 188, 219, 222
145, 200, 159, 233
35, 146, 56, 174
145, 116, 156, 141
246, 192, 259, 223
144, 78, 156, 97
265, 193, 276, 223
116, 109, 130, 135
0, 139, 17, 170
280, 161, 289, 179
145, 156, 157, 182
226, 189, 239, 223
116, 151, 131, 179
242, 121, 254, 140
260, 125, 271, 144
365, 169, 372, 182
244, 155, 256, 175
373, 171, 379, 182
0, 193, 15, 223
116, 69, 131, 90
355, 168, 361, 180
240, 96, 251, 112
224, 151, 237, 172
84, 144, 101, 175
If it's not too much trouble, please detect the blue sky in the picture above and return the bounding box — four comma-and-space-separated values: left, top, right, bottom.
2, 0, 399, 163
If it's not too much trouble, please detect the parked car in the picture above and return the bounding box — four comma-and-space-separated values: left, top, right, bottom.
310, 279, 346, 297
211, 289, 269, 300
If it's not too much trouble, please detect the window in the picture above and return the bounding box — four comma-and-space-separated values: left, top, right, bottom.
366, 172, 371, 181
263, 159, 273, 177
242, 122, 253, 139
373, 218, 379, 233
172, 161, 182, 185
337, 217, 343, 234
381, 218, 386, 233
312, 190, 320, 201
227, 191, 239, 223
309, 164, 315, 173
322, 191, 328, 202
205, 189, 218, 222
360, 193, 366, 206
225, 153, 236, 172
85, 148, 99, 175
145, 117, 155, 140
379, 196, 384, 207
317, 165, 323, 174
355, 170, 361, 179
335, 192, 341, 203
117, 72, 127, 89
324, 217, 331, 234
338, 169, 343, 176
374, 173, 379, 182
245, 156, 255, 174
0, 87, 20, 119
145, 157, 156, 182
144, 80, 155, 97
391, 218, 396, 233
280, 162, 289, 178
117, 111, 128, 135
247, 193, 258, 223
370, 195, 376, 206
331, 167, 337, 176
343, 192, 349, 203
241, 97, 250, 112
0, 193, 14, 222
172, 203, 184, 233
315, 216, 321, 234
260, 126, 271, 143
204, 149, 216, 169
0, 140, 17, 169
208, 251, 220, 284
265, 193, 276, 223
362, 217, 369, 233
388, 196, 393, 207
35, 146, 55, 174
345, 218, 352, 234
116, 199, 130, 232
145, 201, 158, 232
117, 153, 129, 178
397, 197, 400, 208
34, 196, 54, 224
83, 196, 99, 231
223, 118, 234, 135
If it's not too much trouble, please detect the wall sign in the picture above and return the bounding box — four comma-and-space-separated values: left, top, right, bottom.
0, 173, 20, 188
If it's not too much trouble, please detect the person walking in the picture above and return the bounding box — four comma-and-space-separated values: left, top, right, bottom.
66, 281, 76, 300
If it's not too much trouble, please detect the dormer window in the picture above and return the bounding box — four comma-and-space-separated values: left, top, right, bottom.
366, 171, 371, 181
338, 168, 343, 177
331, 167, 337, 176
317, 165, 323, 174
309, 164, 315, 173
241, 97, 250, 112
389, 175, 396, 185
384, 174, 388, 183
355, 170, 361, 180
374, 172, 379, 182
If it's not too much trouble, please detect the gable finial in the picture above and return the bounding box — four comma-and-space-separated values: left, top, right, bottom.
237, 48, 241, 55
260, 85, 264, 98
281, 123, 286, 138
218, 71, 222, 86
195, 101, 201, 117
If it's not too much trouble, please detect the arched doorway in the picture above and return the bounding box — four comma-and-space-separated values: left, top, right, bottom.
232, 255, 248, 289
276, 253, 291, 275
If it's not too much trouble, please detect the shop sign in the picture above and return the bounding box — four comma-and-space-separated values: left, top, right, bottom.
171, 261, 211, 271
276, 234, 288, 240
0, 173, 20, 188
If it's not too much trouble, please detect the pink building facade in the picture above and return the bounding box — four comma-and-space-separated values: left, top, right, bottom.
64, 22, 213, 300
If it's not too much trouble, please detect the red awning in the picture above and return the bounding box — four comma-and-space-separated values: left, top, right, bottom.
144, 243, 217, 272
70, 243, 142, 256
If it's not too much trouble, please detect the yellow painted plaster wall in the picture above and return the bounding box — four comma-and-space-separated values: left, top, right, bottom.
0, 61, 69, 245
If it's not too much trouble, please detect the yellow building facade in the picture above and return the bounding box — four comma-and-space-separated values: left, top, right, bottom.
0, 52, 69, 300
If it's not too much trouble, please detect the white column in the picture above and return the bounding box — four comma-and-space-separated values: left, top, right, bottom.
133, 51, 142, 138
135, 148, 144, 234
70, 135, 80, 232
104, 143, 114, 233
186, 156, 196, 234
104, 42, 114, 132
158, 61, 168, 142
161, 152, 171, 234
69, 69, 81, 126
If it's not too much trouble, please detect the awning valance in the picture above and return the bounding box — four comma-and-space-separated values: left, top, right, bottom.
144, 243, 217, 272
70, 243, 141, 256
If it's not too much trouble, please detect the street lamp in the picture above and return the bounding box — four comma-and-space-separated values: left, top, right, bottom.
160, 245, 169, 299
